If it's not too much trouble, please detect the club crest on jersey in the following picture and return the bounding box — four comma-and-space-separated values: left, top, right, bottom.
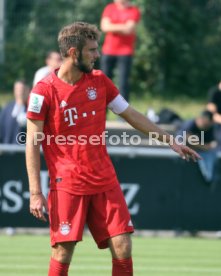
86, 87, 97, 100
59, 222, 71, 235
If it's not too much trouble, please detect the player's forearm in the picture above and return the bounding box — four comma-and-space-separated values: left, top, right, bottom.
101, 19, 134, 34
101, 22, 125, 33
26, 142, 42, 195
121, 107, 173, 144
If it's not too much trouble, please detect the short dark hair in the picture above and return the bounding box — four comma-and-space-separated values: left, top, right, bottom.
200, 110, 213, 121
58, 22, 100, 58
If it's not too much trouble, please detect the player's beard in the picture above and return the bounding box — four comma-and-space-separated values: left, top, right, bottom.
76, 51, 93, 73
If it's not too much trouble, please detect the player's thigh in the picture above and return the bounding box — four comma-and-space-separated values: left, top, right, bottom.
87, 185, 134, 249
48, 190, 89, 246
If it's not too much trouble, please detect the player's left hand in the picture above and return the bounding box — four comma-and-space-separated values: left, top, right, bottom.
169, 142, 202, 162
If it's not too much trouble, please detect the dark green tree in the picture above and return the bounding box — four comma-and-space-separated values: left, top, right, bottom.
2, 0, 221, 98
135, 0, 221, 96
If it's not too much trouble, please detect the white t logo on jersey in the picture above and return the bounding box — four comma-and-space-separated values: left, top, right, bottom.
64, 107, 96, 126
64, 107, 78, 126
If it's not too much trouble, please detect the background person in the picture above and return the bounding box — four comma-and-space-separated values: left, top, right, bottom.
177, 110, 218, 184
207, 81, 221, 150
100, 0, 141, 102
26, 22, 200, 276
33, 51, 62, 86
0, 80, 29, 144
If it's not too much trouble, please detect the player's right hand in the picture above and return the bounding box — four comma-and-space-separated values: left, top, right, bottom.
170, 142, 202, 162
30, 193, 48, 222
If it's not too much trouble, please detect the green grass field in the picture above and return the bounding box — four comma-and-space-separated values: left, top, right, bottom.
0, 234, 221, 275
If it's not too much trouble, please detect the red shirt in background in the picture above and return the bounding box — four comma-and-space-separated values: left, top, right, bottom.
27, 69, 119, 195
101, 3, 141, 56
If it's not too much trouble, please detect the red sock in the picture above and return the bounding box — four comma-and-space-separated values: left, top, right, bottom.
112, 257, 133, 276
48, 258, 70, 276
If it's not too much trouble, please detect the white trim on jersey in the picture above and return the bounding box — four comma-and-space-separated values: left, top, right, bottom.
108, 94, 129, 114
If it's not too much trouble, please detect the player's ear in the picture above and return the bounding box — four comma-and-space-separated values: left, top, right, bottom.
67, 47, 78, 59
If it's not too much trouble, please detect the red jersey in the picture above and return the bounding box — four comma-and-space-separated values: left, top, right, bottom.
101, 3, 141, 56
27, 69, 120, 195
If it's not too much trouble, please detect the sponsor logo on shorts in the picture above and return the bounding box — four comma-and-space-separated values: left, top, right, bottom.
59, 222, 71, 235
128, 220, 133, 227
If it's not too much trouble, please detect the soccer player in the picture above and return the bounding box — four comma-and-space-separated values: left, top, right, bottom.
26, 22, 201, 276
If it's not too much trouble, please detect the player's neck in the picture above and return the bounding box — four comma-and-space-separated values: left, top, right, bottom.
115, 2, 130, 9
57, 63, 83, 85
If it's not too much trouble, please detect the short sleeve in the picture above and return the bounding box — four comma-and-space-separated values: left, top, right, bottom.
131, 7, 141, 22
101, 73, 119, 105
27, 82, 50, 121
101, 4, 112, 18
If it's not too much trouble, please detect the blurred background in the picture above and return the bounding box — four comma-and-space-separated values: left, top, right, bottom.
2, 1, 221, 105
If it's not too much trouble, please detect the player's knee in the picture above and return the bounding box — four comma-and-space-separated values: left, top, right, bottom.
109, 234, 132, 259
52, 242, 75, 263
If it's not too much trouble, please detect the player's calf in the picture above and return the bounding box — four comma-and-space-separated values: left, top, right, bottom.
48, 241, 75, 276
109, 233, 133, 275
